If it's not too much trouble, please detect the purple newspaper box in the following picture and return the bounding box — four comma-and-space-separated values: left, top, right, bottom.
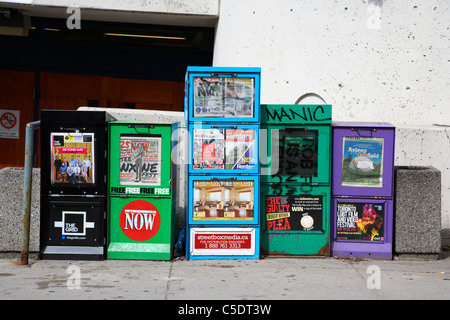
331, 122, 395, 259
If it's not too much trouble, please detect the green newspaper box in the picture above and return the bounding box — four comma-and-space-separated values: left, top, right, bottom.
107, 122, 178, 260
260, 104, 332, 256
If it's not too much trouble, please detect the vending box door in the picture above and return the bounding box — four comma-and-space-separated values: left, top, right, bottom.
40, 196, 106, 260
108, 122, 175, 197
331, 197, 393, 259
332, 122, 395, 198
188, 175, 259, 226
186, 66, 261, 123
260, 184, 330, 256
108, 196, 175, 260
260, 124, 331, 185
40, 110, 108, 196
188, 123, 259, 174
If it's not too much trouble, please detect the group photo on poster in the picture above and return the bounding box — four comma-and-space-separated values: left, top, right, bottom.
341, 137, 384, 187
119, 135, 161, 186
51, 133, 94, 185
336, 202, 385, 242
193, 76, 255, 118
192, 180, 254, 221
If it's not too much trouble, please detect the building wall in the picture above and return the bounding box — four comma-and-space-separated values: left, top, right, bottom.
8, 0, 219, 26
1, 0, 448, 227
213, 0, 450, 228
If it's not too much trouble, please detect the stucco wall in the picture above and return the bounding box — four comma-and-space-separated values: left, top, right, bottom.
213, 0, 450, 228
3, 0, 220, 26
1, 0, 448, 228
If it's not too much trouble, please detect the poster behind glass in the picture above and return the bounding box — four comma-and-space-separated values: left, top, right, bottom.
336, 202, 385, 242
274, 129, 319, 178
341, 137, 384, 187
265, 194, 324, 232
193, 76, 255, 118
51, 133, 95, 185
119, 135, 161, 186
192, 180, 255, 221
192, 128, 256, 170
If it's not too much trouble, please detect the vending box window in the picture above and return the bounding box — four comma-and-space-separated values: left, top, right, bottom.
40, 110, 108, 260
261, 124, 331, 185
188, 124, 259, 174
331, 122, 395, 259
188, 176, 259, 226
186, 66, 261, 123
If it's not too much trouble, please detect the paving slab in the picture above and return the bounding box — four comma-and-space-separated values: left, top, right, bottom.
1, 255, 449, 301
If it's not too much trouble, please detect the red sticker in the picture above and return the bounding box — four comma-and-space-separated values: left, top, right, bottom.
120, 200, 161, 241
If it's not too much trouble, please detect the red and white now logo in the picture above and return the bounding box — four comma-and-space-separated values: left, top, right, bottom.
119, 200, 161, 241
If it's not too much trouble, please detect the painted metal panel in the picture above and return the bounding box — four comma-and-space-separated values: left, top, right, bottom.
260, 184, 330, 256
39, 197, 106, 260
107, 196, 175, 260
331, 197, 393, 259
332, 121, 395, 198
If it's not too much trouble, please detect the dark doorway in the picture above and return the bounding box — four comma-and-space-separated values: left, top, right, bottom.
0, 17, 214, 168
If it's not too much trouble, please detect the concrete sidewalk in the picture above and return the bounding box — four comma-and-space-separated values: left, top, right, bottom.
1, 254, 449, 300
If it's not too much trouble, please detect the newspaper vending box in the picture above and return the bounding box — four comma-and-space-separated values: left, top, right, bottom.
107, 122, 178, 260
260, 104, 332, 256
185, 66, 261, 259
40, 110, 108, 260
331, 122, 395, 259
